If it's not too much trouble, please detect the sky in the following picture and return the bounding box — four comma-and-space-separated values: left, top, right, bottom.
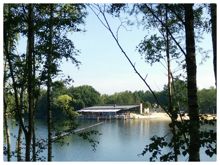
60, 5, 215, 94
0, 1, 218, 164
8, 3, 216, 95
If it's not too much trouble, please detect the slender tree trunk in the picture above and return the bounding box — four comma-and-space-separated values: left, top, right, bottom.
16, 87, 25, 161
4, 98, 11, 161
26, 4, 34, 161
32, 120, 36, 161
4, 32, 27, 137
16, 125, 22, 161
32, 17, 37, 162
210, 4, 216, 86
32, 100, 37, 161
4, 5, 28, 161
165, 5, 178, 161
184, 4, 200, 161
4, 55, 11, 161
47, 4, 53, 161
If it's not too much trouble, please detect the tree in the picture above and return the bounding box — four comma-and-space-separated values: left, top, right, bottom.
25, 4, 35, 161
46, 4, 53, 161
89, 3, 214, 161
136, 3, 204, 161
210, 4, 216, 86
198, 87, 216, 114
88, 4, 166, 117
55, 94, 79, 117
184, 4, 200, 161
4, 3, 87, 161
3, 58, 11, 161
4, 4, 28, 161
68, 85, 101, 108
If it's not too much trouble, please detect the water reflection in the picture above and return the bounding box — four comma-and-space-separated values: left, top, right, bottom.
53, 119, 172, 161
4, 119, 216, 161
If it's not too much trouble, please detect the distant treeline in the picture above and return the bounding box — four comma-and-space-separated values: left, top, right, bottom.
7, 80, 216, 120
32, 80, 216, 119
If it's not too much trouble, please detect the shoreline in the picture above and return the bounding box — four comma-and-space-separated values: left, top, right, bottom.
130, 112, 217, 121
130, 112, 171, 120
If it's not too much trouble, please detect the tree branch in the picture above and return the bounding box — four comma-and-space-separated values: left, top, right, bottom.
89, 4, 172, 118
166, 5, 185, 25
144, 4, 186, 57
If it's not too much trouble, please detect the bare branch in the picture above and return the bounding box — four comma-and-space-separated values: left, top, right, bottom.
144, 74, 148, 80
90, 4, 172, 118
87, 4, 109, 30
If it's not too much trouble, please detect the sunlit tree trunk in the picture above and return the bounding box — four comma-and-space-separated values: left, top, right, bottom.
16, 87, 24, 161
210, 4, 216, 86
184, 4, 200, 161
4, 98, 11, 161
4, 53, 11, 161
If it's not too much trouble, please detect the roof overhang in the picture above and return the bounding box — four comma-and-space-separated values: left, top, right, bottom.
78, 109, 121, 113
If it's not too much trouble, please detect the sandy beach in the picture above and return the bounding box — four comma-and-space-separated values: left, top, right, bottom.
130, 112, 216, 121
130, 112, 171, 120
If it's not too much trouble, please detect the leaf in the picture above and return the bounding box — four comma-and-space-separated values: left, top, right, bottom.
182, 150, 187, 156
205, 149, 214, 157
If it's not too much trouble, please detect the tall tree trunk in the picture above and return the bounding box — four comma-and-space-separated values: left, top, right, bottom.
165, 5, 178, 161
32, 101, 37, 161
4, 4, 28, 161
4, 55, 11, 161
16, 125, 22, 161
47, 4, 53, 161
210, 4, 216, 86
32, 17, 37, 162
16, 87, 24, 161
32, 119, 36, 161
4, 98, 11, 161
26, 4, 34, 161
184, 4, 200, 161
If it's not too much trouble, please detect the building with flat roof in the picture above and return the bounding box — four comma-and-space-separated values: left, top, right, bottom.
78, 104, 142, 120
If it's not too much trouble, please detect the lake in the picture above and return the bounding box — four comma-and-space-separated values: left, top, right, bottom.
4, 118, 216, 161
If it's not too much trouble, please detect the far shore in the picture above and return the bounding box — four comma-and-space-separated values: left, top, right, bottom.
130, 112, 217, 121
130, 112, 171, 120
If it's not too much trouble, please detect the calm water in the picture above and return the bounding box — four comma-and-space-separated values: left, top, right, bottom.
4, 119, 216, 161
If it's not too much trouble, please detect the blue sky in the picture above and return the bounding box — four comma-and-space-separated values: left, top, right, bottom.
61, 6, 215, 94
15, 4, 215, 95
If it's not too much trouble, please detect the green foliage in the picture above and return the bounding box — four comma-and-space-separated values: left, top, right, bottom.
52, 81, 68, 97
35, 90, 47, 119
102, 91, 137, 105
140, 135, 169, 161
199, 115, 216, 158
35, 84, 101, 118
71, 99, 85, 111
141, 117, 216, 161
35, 4, 87, 81
138, 34, 165, 65
54, 94, 79, 118
68, 85, 101, 108
198, 87, 216, 114
107, 4, 127, 16
163, 78, 188, 112
56, 94, 72, 110
101, 90, 154, 108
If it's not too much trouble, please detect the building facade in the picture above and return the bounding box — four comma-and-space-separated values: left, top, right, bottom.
77, 104, 141, 120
